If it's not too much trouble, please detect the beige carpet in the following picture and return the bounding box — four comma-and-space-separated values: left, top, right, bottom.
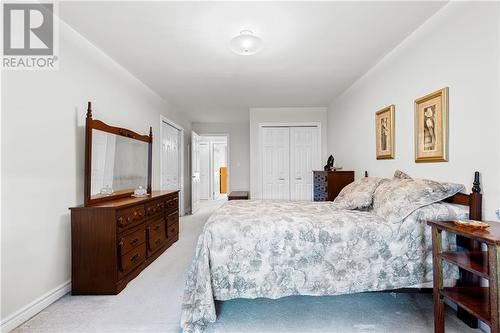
14, 199, 477, 333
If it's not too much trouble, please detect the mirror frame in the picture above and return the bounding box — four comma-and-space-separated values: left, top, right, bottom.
84, 102, 152, 206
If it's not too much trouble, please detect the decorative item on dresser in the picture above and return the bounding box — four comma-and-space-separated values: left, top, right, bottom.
69, 102, 179, 295
313, 170, 355, 201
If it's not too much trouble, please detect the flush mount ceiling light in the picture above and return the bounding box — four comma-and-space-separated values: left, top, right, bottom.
229, 30, 263, 56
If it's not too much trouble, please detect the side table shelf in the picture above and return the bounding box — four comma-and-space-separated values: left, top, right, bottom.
427, 220, 500, 333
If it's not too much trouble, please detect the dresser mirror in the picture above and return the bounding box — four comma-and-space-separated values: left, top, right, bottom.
84, 102, 152, 206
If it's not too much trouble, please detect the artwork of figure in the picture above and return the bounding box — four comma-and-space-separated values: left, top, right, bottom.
414, 87, 447, 162
423, 106, 436, 151
380, 117, 388, 151
375, 105, 394, 160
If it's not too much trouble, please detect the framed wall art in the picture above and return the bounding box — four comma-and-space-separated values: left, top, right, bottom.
375, 104, 395, 159
414, 87, 448, 162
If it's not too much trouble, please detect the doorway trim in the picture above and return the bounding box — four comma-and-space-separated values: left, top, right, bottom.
160, 115, 185, 216
198, 133, 230, 196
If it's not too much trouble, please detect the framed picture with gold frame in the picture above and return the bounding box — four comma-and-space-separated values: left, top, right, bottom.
414, 87, 448, 162
375, 105, 395, 159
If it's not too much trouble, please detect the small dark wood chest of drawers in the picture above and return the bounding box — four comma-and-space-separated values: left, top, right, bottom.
313, 170, 355, 201
70, 190, 179, 295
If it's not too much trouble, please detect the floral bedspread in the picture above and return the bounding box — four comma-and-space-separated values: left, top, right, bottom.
180, 200, 462, 332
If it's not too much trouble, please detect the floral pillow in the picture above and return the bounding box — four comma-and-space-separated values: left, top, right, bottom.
332, 177, 387, 210
373, 177, 465, 223
411, 201, 469, 222
393, 170, 412, 180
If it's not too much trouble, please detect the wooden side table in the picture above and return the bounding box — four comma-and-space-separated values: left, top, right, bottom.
427, 220, 500, 333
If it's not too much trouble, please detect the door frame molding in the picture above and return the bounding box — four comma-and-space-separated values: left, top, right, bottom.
198, 133, 231, 197
160, 115, 185, 216
257, 122, 322, 200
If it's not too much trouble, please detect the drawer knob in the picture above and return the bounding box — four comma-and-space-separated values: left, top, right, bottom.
154, 224, 161, 231
155, 239, 161, 246
130, 254, 140, 263
130, 238, 139, 246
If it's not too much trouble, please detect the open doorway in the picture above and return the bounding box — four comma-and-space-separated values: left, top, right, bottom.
198, 135, 229, 201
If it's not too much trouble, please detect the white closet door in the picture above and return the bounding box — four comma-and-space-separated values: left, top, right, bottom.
290, 127, 320, 201
262, 127, 290, 200
199, 142, 210, 200
161, 122, 180, 191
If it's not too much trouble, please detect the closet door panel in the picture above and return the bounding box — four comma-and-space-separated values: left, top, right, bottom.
290, 127, 320, 201
262, 127, 290, 200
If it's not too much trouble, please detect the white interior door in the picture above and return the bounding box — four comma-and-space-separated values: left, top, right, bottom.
199, 142, 210, 200
191, 131, 200, 213
262, 127, 290, 200
290, 127, 320, 201
161, 122, 180, 192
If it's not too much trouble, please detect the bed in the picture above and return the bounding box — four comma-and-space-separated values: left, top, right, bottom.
181, 171, 482, 332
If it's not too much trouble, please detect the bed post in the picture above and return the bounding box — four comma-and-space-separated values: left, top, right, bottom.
456, 171, 482, 328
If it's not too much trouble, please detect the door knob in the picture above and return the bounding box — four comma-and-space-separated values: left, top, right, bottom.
296, 177, 302, 180
279, 178, 285, 181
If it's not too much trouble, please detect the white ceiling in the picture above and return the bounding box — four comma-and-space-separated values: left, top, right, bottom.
60, 1, 446, 123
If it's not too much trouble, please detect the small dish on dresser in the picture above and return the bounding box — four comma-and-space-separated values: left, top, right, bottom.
453, 219, 490, 229
132, 193, 149, 198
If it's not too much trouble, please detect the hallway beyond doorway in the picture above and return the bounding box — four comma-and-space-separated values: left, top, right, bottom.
198, 135, 229, 201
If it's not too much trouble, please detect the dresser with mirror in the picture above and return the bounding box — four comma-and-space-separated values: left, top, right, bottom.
70, 102, 179, 295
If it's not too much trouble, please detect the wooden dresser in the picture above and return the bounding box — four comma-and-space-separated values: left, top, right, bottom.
70, 190, 179, 295
313, 170, 355, 201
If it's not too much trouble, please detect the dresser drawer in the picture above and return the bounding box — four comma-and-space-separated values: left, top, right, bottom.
166, 211, 178, 226
119, 244, 145, 277
146, 219, 166, 253
166, 196, 178, 213
145, 200, 165, 219
167, 220, 179, 239
117, 206, 145, 231
119, 227, 145, 255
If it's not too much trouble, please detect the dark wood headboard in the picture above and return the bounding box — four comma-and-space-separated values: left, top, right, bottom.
444, 171, 482, 221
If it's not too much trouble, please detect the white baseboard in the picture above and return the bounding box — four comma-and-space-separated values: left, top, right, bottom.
1, 280, 71, 333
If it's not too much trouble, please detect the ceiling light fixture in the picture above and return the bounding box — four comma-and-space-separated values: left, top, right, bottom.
229, 30, 263, 56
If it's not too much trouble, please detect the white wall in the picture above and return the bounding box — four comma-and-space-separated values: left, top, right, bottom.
192, 123, 250, 192
327, 2, 499, 220
1, 18, 191, 330
249, 107, 328, 199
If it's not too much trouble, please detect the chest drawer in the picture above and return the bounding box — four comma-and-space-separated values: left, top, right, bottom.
119, 244, 145, 278
166, 196, 178, 213
167, 220, 179, 239
146, 219, 166, 253
166, 211, 178, 226
145, 200, 165, 219
117, 206, 145, 232
119, 227, 145, 255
